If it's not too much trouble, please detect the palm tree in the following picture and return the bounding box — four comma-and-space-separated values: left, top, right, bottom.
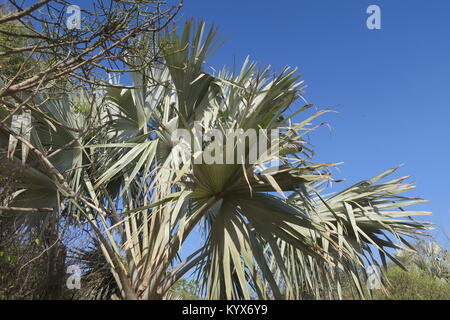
0, 21, 431, 300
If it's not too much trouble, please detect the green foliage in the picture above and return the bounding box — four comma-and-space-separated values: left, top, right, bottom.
336, 240, 450, 300
0, 13, 36, 80
167, 279, 201, 300
374, 267, 450, 300
396, 240, 450, 283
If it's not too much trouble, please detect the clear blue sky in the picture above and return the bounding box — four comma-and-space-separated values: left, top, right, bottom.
177, 0, 450, 244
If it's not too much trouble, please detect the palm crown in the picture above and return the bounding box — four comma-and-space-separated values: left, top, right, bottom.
0, 21, 431, 300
